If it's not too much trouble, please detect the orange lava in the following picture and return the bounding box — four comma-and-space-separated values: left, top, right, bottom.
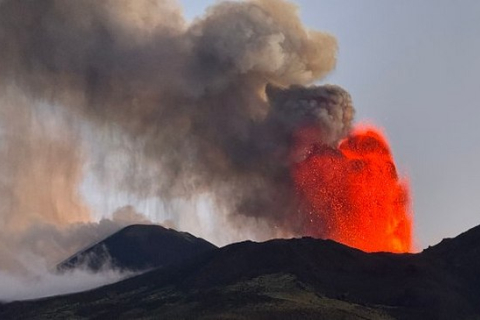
292, 125, 414, 253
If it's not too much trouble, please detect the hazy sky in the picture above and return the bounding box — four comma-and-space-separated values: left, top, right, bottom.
6, 0, 477, 300
181, 0, 480, 249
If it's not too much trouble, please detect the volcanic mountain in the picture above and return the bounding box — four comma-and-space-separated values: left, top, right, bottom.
57, 224, 217, 272
2, 225, 480, 320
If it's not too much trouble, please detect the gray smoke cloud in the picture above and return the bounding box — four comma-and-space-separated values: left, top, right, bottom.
0, 82, 150, 273
0, 0, 355, 284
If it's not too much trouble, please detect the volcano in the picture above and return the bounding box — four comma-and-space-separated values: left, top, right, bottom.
2, 224, 480, 320
57, 224, 217, 272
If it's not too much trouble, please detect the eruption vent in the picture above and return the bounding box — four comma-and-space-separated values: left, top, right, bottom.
292, 125, 413, 253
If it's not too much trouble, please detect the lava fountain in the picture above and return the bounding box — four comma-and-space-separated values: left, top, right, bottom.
292, 124, 414, 253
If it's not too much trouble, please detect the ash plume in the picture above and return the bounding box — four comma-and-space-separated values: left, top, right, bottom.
0, 0, 355, 255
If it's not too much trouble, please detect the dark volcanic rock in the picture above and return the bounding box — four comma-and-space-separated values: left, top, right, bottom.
2, 224, 480, 320
57, 224, 217, 272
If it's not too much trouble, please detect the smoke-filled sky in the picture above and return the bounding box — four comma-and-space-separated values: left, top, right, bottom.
0, 0, 357, 288
87, 0, 480, 250
182, 0, 480, 249
0, 1, 478, 293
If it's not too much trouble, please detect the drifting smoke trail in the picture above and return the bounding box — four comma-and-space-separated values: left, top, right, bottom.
0, 83, 150, 270
0, 0, 413, 290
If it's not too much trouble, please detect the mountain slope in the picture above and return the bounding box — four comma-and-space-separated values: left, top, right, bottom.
2, 224, 480, 320
57, 224, 217, 272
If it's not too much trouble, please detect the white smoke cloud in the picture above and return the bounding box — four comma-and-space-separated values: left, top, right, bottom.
0, 265, 132, 302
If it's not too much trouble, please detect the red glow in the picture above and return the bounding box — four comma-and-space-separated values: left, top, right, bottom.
292, 125, 414, 253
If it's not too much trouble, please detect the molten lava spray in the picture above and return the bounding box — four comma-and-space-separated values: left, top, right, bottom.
292, 125, 413, 253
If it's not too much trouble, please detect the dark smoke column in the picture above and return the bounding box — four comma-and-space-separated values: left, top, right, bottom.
0, 0, 359, 241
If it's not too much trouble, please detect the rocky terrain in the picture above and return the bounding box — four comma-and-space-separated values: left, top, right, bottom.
1, 224, 480, 319
57, 224, 217, 272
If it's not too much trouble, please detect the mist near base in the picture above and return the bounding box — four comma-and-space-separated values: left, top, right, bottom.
0, 266, 131, 302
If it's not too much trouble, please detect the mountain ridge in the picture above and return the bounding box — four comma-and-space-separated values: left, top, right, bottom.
2, 224, 480, 319
57, 224, 217, 272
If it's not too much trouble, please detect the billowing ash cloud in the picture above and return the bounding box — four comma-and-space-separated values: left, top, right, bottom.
0, 0, 355, 276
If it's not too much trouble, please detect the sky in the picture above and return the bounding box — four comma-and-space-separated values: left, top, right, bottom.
180, 0, 480, 249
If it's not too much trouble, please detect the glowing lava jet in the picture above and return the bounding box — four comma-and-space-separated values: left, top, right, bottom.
292, 125, 414, 253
